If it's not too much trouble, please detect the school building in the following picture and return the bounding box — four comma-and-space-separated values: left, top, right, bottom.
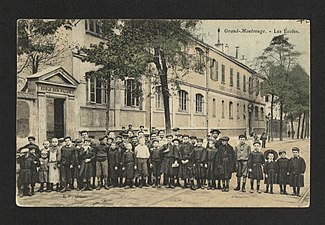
16, 19, 266, 146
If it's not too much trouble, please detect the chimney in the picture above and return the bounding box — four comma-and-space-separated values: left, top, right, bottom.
235, 46, 239, 58
215, 28, 223, 51
240, 54, 247, 65
224, 44, 229, 55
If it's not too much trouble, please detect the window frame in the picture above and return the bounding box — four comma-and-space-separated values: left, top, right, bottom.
243, 75, 246, 92
221, 64, 225, 84
195, 93, 204, 113
229, 101, 233, 119
221, 100, 225, 118
230, 68, 234, 86
237, 72, 240, 89
178, 90, 188, 112
212, 98, 216, 117
124, 79, 141, 107
86, 77, 107, 105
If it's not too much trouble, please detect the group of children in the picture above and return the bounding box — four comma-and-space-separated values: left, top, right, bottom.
16, 127, 306, 198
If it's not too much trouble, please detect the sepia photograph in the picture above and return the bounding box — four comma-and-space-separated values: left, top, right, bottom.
16, 19, 310, 207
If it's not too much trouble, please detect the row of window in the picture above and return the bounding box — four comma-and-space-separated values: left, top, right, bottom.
195, 47, 259, 94
86, 79, 264, 121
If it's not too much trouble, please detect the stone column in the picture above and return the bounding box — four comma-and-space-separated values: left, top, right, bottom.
65, 96, 77, 137
37, 94, 47, 143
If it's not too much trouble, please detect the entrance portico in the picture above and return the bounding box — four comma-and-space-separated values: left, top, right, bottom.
26, 66, 79, 142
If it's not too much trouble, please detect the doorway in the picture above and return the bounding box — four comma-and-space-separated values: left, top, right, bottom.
46, 98, 65, 140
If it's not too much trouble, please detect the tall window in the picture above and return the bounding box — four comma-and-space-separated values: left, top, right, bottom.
212, 98, 216, 117
237, 72, 240, 89
249, 77, 253, 94
215, 61, 218, 80
125, 79, 141, 107
156, 86, 163, 109
178, 90, 188, 111
230, 68, 234, 86
85, 19, 101, 35
86, 78, 107, 104
210, 59, 218, 80
243, 104, 246, 119
221, 64, 225, 83
243, 75, 246, 92
237, 103, 240, 119
260, 107, 264, 121
265, 95, 269, 102
254, 106, 259, 120
229, 101, 233, 118
195, 94, 203, 113
256, 79, 260, 95
221, 100, 225, 118
195, 47, 204, 73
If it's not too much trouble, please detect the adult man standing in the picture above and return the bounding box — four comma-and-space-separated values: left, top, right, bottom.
234, 134, 251, 192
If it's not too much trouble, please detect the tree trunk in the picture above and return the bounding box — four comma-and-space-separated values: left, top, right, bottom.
106, 78, 111, 133
270, 94, 274, 141
290, 115, 295, 139
279, 102, 283, 141
154, 48, 171, 134
296, 113, 301, 139
305, 109, 309, 138
300, 112, 305, 139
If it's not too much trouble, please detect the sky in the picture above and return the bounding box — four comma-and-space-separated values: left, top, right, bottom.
194, 20, 310, 75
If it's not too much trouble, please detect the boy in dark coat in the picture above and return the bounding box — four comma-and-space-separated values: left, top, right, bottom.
122, 143, 137, 189
215, 136, 236, 192
71, 139, 83, 190
160, 135, 177, 188
28, 146, 40, 195
193, 138, 207, 189
206, 138, 218, 190
59, 137, 75, 192
288, 147, 306, 197
149, 139, 162, 188
179, 135, 196, 190
171, 138, 181, 188
80, 138, 95, 191
108, 142, 120, 188
263, 150, 278, 194
115, 136, 126, 187
17, 148, 33, 197
276, 149, 290, 194
210, 129, 222, 189
248, 141, 265, 194
94, 136, 110, 190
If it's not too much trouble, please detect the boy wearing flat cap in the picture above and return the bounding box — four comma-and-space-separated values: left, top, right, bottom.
276, 150, 290, 194
210, 129, 222, 189
206, 138, 218, 190
234, 134, 251, 192
149, 139, 163, 188
160, 135, 178, 188
215, 136, 236, 192
93, 136, 110, 190
17, 148, 33, 197
59, 137, 75, 192
248, 141, 265, 193
288, 147, 306, 197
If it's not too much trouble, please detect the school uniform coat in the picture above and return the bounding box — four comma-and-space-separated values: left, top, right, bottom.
193, 146, 207, 179
149, 146, 163, 177
264, 160, 277, 185
59, 145, 76, 185
122, 150, 136, 179
38, 157, 49, 183
276, 157, 290, 185
108, 147, 120, 180
17, 155, 33, 184
288, 156, 306, 188
215, 144, 236, 180
71, 146, 82, 179
206, 147, 217, 180
160, 143, 176, 177
79, 146, 95, 180
29, 154, 40, 184
248, 151, 265, 181
178, 142, 195, 179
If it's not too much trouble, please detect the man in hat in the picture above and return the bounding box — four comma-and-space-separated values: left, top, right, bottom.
18, 136, 41, 157
215, 136, 236, 192
179, 135, 196, 190
93, 136, 110, 190
193, 138, 207, 189
288, 147, 306, 197
276, 149, 290, 194
248, 141, 265, 194
59, 137, 76, 192
263, 149, 278, 194
234, 134, 251, 192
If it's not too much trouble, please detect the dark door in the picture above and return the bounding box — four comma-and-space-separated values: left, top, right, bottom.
54, 98, 65, 138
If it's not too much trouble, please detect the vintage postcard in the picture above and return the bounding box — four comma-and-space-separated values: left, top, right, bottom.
16, 19, 310, 207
